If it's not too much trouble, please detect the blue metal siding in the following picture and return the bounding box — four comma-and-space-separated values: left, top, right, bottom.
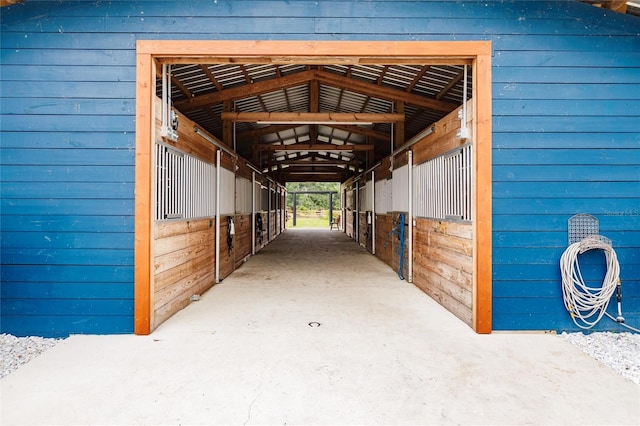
1, 0, 639, 335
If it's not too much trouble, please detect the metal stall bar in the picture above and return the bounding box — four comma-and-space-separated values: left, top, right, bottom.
408, 150, 413, 283
215, 149, 221, 283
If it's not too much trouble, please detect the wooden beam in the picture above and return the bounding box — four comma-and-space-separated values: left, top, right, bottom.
279, 166, 353, 174
330, 124, 390, 142
172, 75, 194, 99
278, 151, 361, 163
257, 143, 374, 152
138, 40, 492, 58
222, 100, 233, 147
177, 68, 459, 114
436, 69, 464, 100
134, 50, 153, 335
394, 101, 405, 148
274, 159, 357, 166
315, 70, 458, 113
309, 80, 319, 145
237, 124, 302, 139
222, 112, 404, 123
602, 1, 628, 13
176, 69, 316, 111
279, 172, 347, 182
199, 65, 224, 91
474, 53, 493, 334
407, 65, 430, 92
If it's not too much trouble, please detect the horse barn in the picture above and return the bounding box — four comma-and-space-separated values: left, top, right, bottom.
1, 0, 639, 337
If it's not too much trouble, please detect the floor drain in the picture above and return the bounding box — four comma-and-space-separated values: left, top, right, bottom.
308, 322, 321, 327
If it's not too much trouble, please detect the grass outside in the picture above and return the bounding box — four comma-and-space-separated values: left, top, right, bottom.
286, 209, 337, 228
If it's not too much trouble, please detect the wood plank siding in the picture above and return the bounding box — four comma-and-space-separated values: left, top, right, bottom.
150, 103, 217, 329
1, 1, 638, 336
358, 104, 474, 325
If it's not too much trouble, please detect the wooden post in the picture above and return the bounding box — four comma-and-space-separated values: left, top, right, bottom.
134, 49, 153, 335
473, 53, 493, 334
223, 100, 233, 147
394, 101, 405, 148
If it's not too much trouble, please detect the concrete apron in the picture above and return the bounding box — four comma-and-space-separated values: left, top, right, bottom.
1, 229, 638, 425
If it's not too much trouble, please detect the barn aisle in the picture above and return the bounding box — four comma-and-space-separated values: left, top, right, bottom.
1, 229, 638, 425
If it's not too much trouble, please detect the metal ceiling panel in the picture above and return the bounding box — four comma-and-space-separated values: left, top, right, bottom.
157, 60, 471, 182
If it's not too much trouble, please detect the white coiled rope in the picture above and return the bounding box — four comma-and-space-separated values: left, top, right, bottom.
560, 236, 620, 330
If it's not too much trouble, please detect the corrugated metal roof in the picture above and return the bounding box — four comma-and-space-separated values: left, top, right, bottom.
159, 62, 472, 182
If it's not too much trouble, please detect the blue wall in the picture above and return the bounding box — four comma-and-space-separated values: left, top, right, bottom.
1, 0, 639, 336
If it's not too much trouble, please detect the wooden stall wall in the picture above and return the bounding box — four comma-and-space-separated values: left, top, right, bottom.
234, 160, 255, 268
269, 211, 277, 242
391, 212, 410, 281
374, 214, 393, 268
233, 214, 252, 268
411, 104, 474, 326
413, 218, 473, 326
373, 159, 393, 268
341, 179, 356, 239
152, 101, 217, 329
153, 219, 214, 328
358, 212, 370, 252
219, 216, 234, 280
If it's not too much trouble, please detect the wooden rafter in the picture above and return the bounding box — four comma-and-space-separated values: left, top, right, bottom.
407, 65, 430, 92
274, 157, 357, 166
329, 124, 390, 141
237, 124, 301, 139
221, 112, 405, 123
436, 69, 464, 101
278, 166, 353, 173
176, 70, 316, 110
314, 70, 458, 112
199, 65, 224, 91
171, 75, 193, 99
257, 143, 374, 152
601, 0, 628, 13
176, 69, 458, 113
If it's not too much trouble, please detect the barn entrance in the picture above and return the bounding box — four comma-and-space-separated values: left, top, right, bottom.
135, 41, 492, 335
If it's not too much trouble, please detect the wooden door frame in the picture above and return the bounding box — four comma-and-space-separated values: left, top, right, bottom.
135, 40, 492, 334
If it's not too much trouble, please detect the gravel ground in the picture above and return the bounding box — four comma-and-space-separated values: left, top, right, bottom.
561, 331, 640, 385
0, 334, 62, 380
1, 332, 639, 383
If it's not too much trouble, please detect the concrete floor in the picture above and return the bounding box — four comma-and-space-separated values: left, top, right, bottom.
1, 229, 638, 425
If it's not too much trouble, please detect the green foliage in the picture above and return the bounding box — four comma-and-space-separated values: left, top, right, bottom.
286, 182, 340, 211
287, 212, 331, 229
